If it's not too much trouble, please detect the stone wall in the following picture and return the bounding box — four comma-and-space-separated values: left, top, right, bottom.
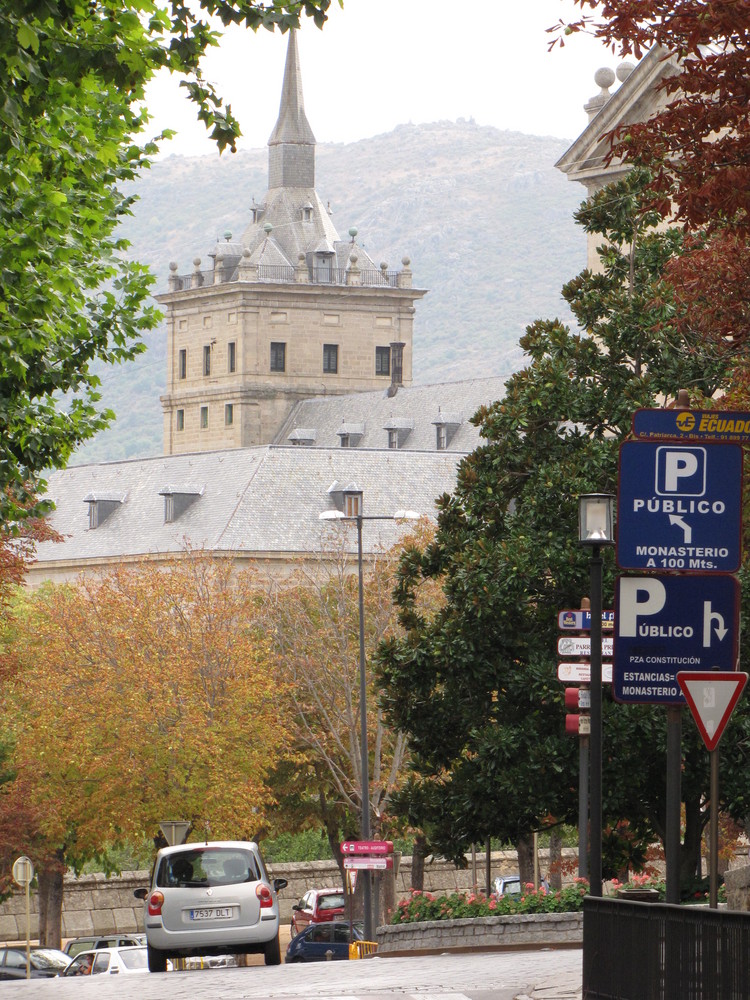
0, 849, 574, 944
378, 912, 583, 954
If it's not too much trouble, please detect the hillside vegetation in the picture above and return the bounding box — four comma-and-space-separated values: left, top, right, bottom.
74, 119, 586, 464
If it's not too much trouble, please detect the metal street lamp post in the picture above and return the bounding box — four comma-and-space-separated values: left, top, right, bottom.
320, 487, 420, 941
578, 493, 615, 898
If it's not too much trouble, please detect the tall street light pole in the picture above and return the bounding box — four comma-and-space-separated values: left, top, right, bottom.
321, 485, 421, 942
578, 494, 615, 898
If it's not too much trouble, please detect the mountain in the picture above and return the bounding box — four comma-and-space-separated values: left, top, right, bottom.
73, 119, 586, 465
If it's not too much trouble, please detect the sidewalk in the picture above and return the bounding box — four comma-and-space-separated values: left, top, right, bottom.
516, 964, 583, 1000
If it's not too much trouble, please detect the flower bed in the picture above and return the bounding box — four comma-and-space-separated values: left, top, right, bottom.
390, 881, 589, 924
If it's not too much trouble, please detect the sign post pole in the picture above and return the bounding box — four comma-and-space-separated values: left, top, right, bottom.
710, 748, 719, 909
12, 857, 34, 980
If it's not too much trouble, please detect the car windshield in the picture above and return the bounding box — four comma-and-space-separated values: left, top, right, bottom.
156, 847, 260, 888
30, 949, 70, 970
119, 949, 148, 970
318, 892, 346, 910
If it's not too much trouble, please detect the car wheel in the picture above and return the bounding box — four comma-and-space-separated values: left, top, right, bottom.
263, 933, 281, 966
147, 944, 168, 973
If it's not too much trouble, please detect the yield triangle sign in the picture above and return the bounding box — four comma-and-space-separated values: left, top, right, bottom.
677, 672, 748, 751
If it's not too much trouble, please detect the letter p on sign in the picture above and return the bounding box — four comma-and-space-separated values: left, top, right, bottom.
619, 578, 666, 637
656, 447, 705, 496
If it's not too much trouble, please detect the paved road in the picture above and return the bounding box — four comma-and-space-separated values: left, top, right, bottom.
0, 949, 582, 1000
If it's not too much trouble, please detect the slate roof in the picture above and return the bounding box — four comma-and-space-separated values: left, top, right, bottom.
274, 376, 507, 451
34, 446, 465, 574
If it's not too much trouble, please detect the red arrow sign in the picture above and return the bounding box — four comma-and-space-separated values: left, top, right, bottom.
677, 672, 748, 751
340, 840, 393, 855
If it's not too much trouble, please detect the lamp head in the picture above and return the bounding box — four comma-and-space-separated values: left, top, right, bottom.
578, 493, 615, 546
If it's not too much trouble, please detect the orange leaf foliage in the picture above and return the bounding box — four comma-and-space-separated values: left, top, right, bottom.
5, 551, 291, 857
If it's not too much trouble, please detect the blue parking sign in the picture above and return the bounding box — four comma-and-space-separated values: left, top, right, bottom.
614, 574, 740, 704
617, 441, 742, 572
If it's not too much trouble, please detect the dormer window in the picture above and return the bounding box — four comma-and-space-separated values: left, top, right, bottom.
302, 203, 313, 223
433, 411, 462, 451
83, 492, 126, 529
337, 423, 364, 448
315, 253, 333, 283
159, 485, 204, 524
288, 428, 316, 446
383, 418, 414, 450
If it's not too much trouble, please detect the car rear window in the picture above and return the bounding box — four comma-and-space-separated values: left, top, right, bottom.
119, 949, 148, 971
318, 892, 346, 910
156, 847, 261, 888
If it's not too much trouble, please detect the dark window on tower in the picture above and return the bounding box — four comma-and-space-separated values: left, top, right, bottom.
200, 406, 209, 429
178, 349, 187, 380
225, 403, 234, 425
228, 341, 236, 373
323, 344, 338, 374
375, 346, 390, 376
270, 342, 286, 372
203, 345, 211, 376
176, 409, 184, 431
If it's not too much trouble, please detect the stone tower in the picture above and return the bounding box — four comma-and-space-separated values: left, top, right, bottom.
158, 30, 426, 455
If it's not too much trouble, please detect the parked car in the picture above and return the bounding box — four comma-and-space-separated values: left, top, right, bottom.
492, 875, 522, 896
62, 946, 148, 976
290, 887, 346, 936
0, 946, 71, 980
491, 874, 548, 896
133, 840, 287, 973
64, 934, 145, 958
286, 921, 364, 963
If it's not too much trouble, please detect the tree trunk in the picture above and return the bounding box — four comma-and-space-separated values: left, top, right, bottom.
681, 795, 704, 884
410, 833, 427, 891
548, 827, 563, 891
516, 832, 534, 886
37, 856, 64, 948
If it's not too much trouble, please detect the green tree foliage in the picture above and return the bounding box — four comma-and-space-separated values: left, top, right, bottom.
0, 1, 335, 522
375, 170, 736, 879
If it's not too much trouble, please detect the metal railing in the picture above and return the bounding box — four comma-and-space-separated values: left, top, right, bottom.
583, 896, 750, 999
169, 265, 401, 290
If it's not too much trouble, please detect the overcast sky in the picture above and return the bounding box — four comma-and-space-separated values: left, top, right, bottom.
145, 0, 625, 159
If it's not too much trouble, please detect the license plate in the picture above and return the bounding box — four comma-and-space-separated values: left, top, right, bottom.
189, 906, 233, 920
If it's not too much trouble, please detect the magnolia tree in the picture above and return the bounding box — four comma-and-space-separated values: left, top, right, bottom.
3, 552, 290, 946
375, 173, 742, 885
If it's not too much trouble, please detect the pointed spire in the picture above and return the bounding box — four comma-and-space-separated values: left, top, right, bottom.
268, 30, 316, 188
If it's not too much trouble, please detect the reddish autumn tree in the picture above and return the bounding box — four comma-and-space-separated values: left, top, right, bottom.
554, 4, 750, 358
557, 2, 750, 234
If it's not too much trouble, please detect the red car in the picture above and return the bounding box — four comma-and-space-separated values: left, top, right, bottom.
290, 887, 347, 936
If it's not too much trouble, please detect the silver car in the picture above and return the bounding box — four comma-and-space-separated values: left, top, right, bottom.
134, 840, 287, 972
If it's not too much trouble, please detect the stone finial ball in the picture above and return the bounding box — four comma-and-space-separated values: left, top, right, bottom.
169, 262, 178, 271
616, 61, 635, 83
193, 258, 201, 267
594, 67, 616, 90
402, 256, 411, 267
